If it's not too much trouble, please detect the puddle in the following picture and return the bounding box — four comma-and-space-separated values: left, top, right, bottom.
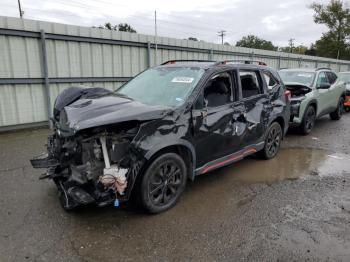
213, 148, 350, 185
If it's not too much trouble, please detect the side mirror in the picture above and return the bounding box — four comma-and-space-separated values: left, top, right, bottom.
317, 83, 331, 89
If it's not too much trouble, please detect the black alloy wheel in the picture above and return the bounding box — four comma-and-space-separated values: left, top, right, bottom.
301, 106, 316, 135
140, 153, 187, 213
259, 122, 282, 159
330, 97, 344, 120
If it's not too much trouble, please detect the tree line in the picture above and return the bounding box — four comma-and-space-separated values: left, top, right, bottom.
225, 1, 350, 60
98, 0, 350, 60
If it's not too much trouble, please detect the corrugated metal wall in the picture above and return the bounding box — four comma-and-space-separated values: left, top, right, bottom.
1, 16, 350, 130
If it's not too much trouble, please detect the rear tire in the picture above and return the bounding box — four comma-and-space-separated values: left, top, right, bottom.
330, 97, 344, 120
300, 105, 316, 135
139, 153, 187, 213
259, 122, 282, 160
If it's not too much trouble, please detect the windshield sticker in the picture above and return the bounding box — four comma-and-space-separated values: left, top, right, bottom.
297, 73, 313, 77
171, 77, 194, 83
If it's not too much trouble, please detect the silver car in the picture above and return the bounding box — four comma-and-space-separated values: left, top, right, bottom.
279, 68, 346, 135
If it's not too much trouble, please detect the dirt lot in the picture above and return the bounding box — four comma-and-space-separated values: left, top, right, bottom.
1, 114, 350, 262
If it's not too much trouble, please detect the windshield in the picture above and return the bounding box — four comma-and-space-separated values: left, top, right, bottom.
116, 67, 205, 107
279, 71, 315, 86
338, 73, 350, 84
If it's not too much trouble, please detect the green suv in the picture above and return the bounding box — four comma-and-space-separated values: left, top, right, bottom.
279, 68, 346, 135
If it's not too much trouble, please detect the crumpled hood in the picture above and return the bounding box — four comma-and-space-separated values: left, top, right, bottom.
61, 94, 171, 132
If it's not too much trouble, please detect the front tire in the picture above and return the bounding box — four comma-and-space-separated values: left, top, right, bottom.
300, 105, 316, 135
330, 97, 344, 120
139, 153, 187, 213
259, 122, 282, 160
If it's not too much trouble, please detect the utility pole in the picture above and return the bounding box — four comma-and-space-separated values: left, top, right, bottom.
154, 10, 158, 65
17, 0, 24, 18
288, 38, 295, 53
218, 30, 226, 45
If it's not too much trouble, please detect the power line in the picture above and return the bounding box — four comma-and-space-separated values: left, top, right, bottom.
42, 0, 229, 33
5, 0, 230, 43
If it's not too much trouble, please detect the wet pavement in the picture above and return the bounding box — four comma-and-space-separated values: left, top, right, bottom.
1, 114, 350, 261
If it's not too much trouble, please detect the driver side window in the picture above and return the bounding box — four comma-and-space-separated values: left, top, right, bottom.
316, 72, 329, 87
203, 72, 232, 108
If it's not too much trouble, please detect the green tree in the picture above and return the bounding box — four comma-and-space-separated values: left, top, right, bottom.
118, 23, 137, 33
310, 0, 350, 59
305, 44, 318, 56
188, 37, 199, 41
236, 35, 277, 51
279, 45, 308, 54
99, 22, 137, 33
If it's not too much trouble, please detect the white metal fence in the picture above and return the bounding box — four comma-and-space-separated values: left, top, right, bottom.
1, 16, 350, 130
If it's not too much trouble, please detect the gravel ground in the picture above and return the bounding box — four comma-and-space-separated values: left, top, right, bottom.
0, 114, 350, 262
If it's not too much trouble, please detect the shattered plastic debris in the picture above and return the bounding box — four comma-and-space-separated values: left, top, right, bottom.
100, 167, 128, 194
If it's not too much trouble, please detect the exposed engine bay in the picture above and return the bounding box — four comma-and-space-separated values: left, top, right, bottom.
285, 83, 312, 119
285, 84, 312, 98
31, 124, 144, 209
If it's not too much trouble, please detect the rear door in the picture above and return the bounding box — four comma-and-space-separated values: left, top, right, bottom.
315, 71, 332, 115
237, 68, 271, 148
325, 71, 341, 109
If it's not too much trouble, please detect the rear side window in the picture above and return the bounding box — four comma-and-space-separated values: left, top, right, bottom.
263, 71, 279, 90
325, 72, 337, 84
239, 71, 263, 98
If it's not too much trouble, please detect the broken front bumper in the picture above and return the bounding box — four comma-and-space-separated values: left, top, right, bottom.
30, 132, 143, 210
289, 97, 306, 125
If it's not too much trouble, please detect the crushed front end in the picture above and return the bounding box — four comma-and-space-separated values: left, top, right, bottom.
285, 83, 312, 124
31, 124, 144, 210
29, 86, 158, 210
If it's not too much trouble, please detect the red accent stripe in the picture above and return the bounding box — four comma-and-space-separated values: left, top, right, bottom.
201, 148, 257, 174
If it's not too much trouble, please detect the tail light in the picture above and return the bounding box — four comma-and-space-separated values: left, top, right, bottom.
284, 90, 291, 101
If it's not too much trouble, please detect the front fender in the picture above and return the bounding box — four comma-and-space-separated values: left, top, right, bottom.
144, 139, 196, 180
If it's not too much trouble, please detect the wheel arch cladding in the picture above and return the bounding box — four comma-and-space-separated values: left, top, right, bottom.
273, 116, 285, 133
308, 100, 317, 111
305, 100, 317, 116
144, 141, 196, 181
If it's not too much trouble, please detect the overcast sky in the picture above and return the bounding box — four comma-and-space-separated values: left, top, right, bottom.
1, 0, 331, 46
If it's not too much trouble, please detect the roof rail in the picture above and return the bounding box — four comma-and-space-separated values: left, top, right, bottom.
316, 67, 332, 71
161, 60, 215, 65
214, 60, 267, 66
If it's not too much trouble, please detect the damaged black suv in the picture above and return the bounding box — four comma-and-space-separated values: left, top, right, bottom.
31, 60, 290, 213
